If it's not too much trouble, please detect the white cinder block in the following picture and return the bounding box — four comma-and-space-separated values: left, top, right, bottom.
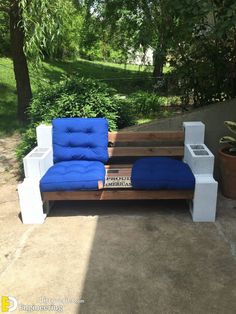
190, 175, 218, 222
184, 144, 214, 174
19, 131, 53, 224
183, 121, 205, 144
36, 124, 52, 148
183, 122, 218, 222
23, 147, 53, 178
18, 178, 46, 224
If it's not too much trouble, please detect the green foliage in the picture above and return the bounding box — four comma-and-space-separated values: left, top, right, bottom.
115, 97, 136, 129
28, 77, 120, 129
0, 1, 85, 82
130, 91, 161, 116
0, 58, 20, 136
16, 76, 135, 162
1, 0, 235, 108
0, 12, 10, 57
39, 57, 153, 95
129, 91, 180, 117
220, 121, 236, 153
82, 0, 236, 106
20, 0, 83, 61
51, 8, 84, 59
166, 0, 236, 105
16, 127, 37, 161
0, 56, 152, 135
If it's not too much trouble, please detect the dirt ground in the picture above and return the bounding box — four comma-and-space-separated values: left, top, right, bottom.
0, 133, 24, 278
0, 133, 20, 184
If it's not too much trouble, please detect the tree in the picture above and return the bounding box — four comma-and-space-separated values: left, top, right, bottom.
166, 0, 236, 105
21, 0, 83, 61
0, 0, 80, 122
9, 0, 32, 122
81, 0, 175, 77
83, 0, 236, 104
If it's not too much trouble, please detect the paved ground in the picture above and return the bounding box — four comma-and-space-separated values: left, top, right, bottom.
1, 135, 236, 314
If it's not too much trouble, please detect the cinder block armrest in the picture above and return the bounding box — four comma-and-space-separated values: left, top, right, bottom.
184, 144, 218, 222
23, 147, 53, 178
184, 144, 214, 175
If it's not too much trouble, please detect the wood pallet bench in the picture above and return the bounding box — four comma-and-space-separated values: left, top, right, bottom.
18, 119, 218, 224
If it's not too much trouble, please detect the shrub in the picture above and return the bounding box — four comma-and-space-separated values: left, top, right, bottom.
16, 76, 135, 164
16, 127, 38, 175
115, 96, 136, 129
130, 91, 161, 116
129, 92, 181, 117
28, 77, 119, 129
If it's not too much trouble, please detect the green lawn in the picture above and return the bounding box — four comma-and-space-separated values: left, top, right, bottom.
0, 57, 154, 136
39, 58, 153, 94
0, 58, 19, 135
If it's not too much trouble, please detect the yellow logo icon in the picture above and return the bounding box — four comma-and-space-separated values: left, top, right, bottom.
1, 296, 17, 312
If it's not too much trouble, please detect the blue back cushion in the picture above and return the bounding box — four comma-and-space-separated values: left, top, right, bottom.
53, 118, 109, 163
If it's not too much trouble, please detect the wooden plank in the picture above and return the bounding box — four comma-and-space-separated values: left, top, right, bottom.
108, 131, 184, 143
106, 169, 131, 177
42, 190, 194, 201
106, 165, 132, 177
105, 164, 133, 169
108, 147, 184, 157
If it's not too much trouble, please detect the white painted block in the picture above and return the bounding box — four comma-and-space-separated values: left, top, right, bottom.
183, 121, 205, 144
36, 124, 52, 148
190, 175, 218, 222
23, 147, 53, 178
184, 144, 214, 174
18, 178, 46, 224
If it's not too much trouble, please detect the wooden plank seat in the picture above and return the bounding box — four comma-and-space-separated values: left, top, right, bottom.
42, 164, 194, 201
18, 119, 218, 224
42, 190, 194, 201
41, 129, 194, 201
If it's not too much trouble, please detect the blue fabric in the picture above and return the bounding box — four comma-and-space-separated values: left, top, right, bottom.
52, 118, 109, 164
131, 157, 195, 190
40, 160, 105, 191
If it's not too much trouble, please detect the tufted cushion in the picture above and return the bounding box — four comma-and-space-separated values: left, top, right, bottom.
53, 118, 109, 163
131, 157, 195, 190
40, 160, 105, 191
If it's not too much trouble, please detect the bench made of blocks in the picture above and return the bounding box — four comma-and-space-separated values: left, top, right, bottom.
17, 118, 218, 224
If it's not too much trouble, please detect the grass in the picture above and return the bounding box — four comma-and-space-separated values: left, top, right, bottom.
1, 56, 179, 136
0, 57, 155, 136
0, 58, 20, 136
39, 58, 154, 94
136, 118, 153, 125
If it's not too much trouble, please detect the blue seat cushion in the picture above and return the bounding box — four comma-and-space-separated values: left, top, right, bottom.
40, 160, 105, 192
53, 118, 109, 164
131, 157, 195, 190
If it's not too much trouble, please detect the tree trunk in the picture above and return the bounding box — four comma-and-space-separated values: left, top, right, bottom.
153, 56, 164, 78
152, 46, 165, 78
9, 0, 32, 122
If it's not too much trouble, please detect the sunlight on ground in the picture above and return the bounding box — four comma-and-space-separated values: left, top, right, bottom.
85, 58, 153, 72
136, 118, 152, 125
0, 215, 99, 313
